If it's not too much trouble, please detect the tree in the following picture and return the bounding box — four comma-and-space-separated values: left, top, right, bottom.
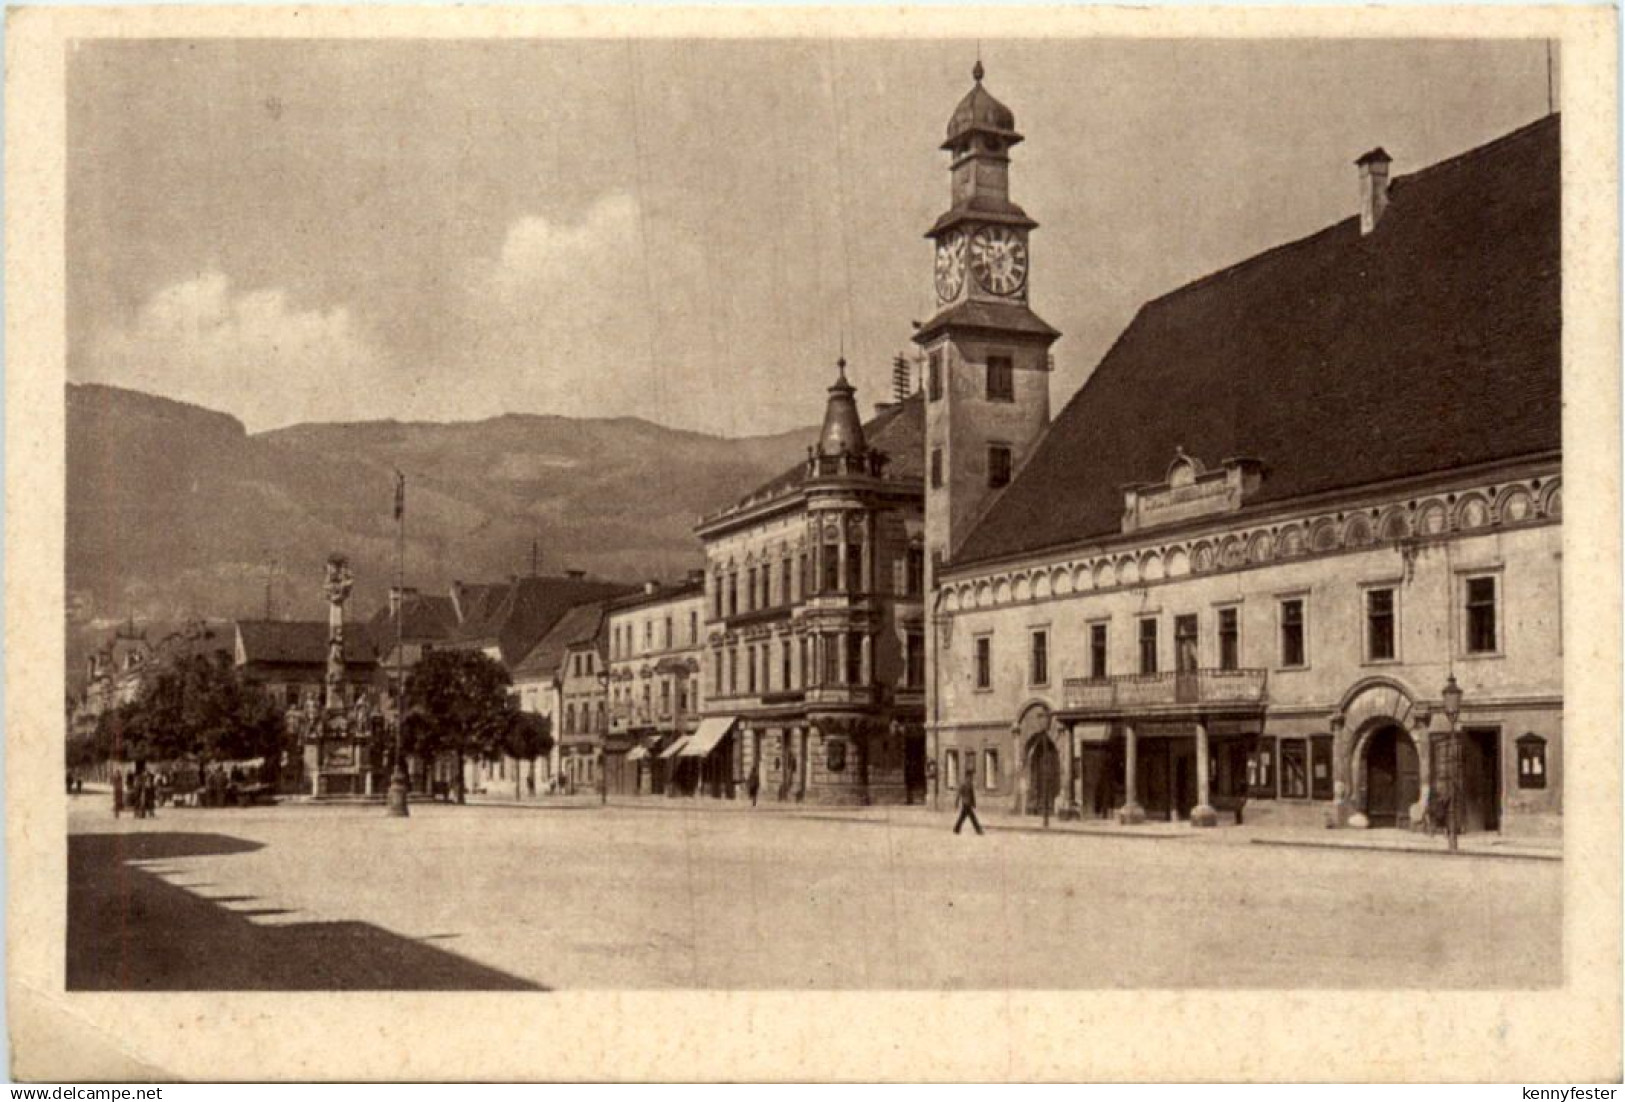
496, 711, 553, 800
92, 652, 283, 775
403, 650, 515, 804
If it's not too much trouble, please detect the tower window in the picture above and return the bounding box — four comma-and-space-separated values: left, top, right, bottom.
986, 356, 1014, 402
928, 351, 944, 402
988, 445, 1012, 489
930, 448, 944, 489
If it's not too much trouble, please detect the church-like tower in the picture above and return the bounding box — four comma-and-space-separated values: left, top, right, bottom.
913, 61, 1059, 579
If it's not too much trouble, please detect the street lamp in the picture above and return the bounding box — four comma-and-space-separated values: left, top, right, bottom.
597, 667, 611, 806
1441, 673, 1464, 853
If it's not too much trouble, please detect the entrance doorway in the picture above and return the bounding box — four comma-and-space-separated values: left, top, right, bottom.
903, 733, 926, 804
1364, 724, 1419, 828
1024, 734, 1060, 817
1435, 728, 1502, 833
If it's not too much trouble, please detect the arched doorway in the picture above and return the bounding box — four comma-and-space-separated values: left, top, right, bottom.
1363, 723, 1419, 828
1015, 702, 1057, 817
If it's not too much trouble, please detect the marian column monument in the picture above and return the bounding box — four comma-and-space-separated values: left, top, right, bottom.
304, 554, 376, 797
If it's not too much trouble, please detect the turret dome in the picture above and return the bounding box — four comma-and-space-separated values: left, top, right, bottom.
943, 61, 1022, 151
816, 358, 867, 457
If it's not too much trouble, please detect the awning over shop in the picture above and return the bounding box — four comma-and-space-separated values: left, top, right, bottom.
679, 716, 737, 759
658, 736, 691, 760
626, 745, 649, 762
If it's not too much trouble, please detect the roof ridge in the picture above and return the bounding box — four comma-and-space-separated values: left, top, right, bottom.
1138, 112, 1558, 313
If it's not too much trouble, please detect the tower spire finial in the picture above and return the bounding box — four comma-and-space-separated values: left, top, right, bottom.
972, 47, 984, 84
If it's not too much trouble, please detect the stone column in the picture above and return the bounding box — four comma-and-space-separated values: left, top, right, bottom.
860, 633, 873, 687
1118, 722, 1146, 824
1059, 720, 1081, 821
1191, 718, 1218, 827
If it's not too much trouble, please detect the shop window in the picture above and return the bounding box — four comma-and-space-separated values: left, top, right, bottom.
1280, 739, 1309, 799
1516, 733, 1547, 789
1310, 735, 1334, 801
1366, 587, 1396, 662
827, 739, 847, 773
1248, 736, 1276, 798
983, 748, 999, 790
1465, 575, 1499, 654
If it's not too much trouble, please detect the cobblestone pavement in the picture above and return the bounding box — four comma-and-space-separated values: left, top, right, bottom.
68, 797, 1561, 990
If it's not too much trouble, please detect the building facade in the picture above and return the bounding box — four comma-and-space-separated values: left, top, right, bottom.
605, 578, 706, 796
694, 366, 929, 805
926, 92, 1562, 836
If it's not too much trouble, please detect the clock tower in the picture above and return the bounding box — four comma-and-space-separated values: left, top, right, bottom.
914, 61, 1059, 580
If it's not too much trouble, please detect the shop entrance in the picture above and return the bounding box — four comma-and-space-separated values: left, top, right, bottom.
1364, 723, 1419, 828
1024, 733, 1060, 817
903, 733, 927, 804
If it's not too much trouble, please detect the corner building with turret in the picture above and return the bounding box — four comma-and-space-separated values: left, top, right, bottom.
693, 366, 928, 806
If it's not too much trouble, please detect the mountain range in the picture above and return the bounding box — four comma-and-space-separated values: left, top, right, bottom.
67, 383, 816, 629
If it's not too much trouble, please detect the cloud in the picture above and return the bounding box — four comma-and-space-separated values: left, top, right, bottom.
79, 272, 389, 430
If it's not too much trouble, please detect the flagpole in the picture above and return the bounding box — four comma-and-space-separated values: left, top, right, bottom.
387, 469, 410, 818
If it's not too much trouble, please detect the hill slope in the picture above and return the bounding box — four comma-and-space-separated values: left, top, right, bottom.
67, 384, 814, 623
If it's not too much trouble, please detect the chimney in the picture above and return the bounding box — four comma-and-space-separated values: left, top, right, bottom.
686, 568, 705, 584
1356, 147, 1392, 235
644, 579, 661, 595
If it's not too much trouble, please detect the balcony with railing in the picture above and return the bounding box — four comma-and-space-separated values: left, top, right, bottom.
1062, 669, 1268, 715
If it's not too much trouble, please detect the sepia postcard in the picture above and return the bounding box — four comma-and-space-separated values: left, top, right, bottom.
5, 3, 1621, 1083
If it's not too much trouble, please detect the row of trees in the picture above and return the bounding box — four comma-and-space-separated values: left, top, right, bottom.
68, 647, 554, 802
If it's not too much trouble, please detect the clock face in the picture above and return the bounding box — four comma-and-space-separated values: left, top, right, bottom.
970, 226, 1029, 297
934, 231, 967, 303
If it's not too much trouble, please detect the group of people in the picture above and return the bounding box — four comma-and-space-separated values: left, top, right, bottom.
112, 767, 164, 819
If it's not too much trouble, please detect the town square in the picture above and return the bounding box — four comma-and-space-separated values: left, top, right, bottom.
58, 33, 1568, 1000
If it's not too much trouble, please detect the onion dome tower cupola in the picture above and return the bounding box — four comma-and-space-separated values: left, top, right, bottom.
816, 358, 867, 458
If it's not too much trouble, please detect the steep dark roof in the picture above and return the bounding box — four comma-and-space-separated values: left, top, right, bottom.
369, 592, 458, 642
448, 575, 634, 668
236, 620, 379, 667
512, 601, 611, 680
707, 392, 926, 524
952, 115, 1561, 569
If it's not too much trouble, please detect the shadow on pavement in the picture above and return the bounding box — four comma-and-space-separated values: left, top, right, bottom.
69, 832, 544, 991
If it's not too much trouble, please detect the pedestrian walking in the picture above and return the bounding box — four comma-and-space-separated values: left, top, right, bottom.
747, 765, 761, 807
954, 766, 984, 835
111, 771, 124, 818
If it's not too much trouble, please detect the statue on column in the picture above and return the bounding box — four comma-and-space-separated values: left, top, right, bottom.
322, 554, 355, 736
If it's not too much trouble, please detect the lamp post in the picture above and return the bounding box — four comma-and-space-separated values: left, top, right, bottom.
597, 666, 611, 806
1441, 673, 1464, 853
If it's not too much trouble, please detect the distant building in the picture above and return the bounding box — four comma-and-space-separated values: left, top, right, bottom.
924, 69, 1561, 837
605, 577, 706, 796
505, 599, 616, 794
442, 571, 632, 671
694, 365, 928, 805
72, 619, 232, 737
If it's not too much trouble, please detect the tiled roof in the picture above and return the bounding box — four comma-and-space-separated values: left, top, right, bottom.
236, 620, 379, 667
449, 575, 634, 668
709, 392, 926, 524
951, 115, 1561, 569
369, 592, 459, 642
606, 578, 706, 611
511, 601, 611, 680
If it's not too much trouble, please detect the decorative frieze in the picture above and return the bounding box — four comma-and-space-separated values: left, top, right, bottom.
940, 471, 1561, 615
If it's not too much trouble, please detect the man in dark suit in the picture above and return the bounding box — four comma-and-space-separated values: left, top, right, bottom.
954, 765, 984, 835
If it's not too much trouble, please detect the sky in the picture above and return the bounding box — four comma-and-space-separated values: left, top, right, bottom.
67, 38, 1555, 437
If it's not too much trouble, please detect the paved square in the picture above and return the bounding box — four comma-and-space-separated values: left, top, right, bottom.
68, 800, 1561, 989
